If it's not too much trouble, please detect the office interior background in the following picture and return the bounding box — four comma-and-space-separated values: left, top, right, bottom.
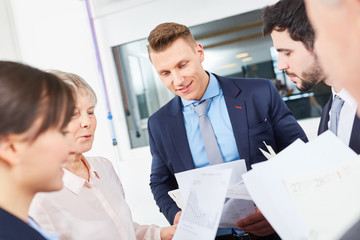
0, 0, 326, 226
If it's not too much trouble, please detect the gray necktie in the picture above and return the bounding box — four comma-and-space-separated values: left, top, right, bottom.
190, 99, 223, 165
329, 95, 344, 136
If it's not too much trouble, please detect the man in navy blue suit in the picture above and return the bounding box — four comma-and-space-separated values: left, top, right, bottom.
263, 0, 360, 154
147, 22, 307, 240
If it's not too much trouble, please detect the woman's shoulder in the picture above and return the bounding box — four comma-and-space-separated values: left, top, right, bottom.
86, 156, 111, 164
86, 156, 116, 173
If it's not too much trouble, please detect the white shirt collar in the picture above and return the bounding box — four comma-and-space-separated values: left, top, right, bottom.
63, 158, 100, 195
332, 88, 357, 107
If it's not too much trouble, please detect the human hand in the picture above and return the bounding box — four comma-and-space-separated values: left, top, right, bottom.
160, 225, 177, 240
236, 207, 275, 237
174, 211, 182, 225
159, 211, 181, 240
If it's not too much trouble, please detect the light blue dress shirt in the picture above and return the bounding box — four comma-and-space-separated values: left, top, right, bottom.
28, 217, 59, 240
182, 72, 240, 168
181, 72, 243, 236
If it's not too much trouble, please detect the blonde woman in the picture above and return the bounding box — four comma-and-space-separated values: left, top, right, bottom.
30, 71, 176, 240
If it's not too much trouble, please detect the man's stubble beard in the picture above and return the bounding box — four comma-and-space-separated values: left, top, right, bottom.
298, 56, 327, 92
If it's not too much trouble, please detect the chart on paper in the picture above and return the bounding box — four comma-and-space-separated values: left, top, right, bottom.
173, 169, 232, 240
182, 190, 219, 229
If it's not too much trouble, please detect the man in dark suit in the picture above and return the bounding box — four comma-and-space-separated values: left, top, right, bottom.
317, 97, 360, 153
147, 22, 307, 240
263, 0, 360, 153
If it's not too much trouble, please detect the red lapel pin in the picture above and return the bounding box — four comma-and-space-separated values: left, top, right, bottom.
235, 106, 242, 109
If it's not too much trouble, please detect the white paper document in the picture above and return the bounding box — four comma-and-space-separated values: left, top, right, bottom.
243, 139, 309, 240
174, 159, 255, 228
284, 157, 360, 240
173, 169, 232, 240
168, 189, 184, 209
242, 131, 359, 240
226, 180, 252, 200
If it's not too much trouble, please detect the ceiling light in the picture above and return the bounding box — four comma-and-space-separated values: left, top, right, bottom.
218, 63, 237, 69
236, 53, 249, 58
242, 57, 253, 62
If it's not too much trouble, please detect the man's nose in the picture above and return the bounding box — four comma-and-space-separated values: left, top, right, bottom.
277, 56, 289, 71
172, 70, 184, 86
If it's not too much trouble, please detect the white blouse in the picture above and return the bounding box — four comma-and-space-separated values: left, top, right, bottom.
29, 156, 161, 240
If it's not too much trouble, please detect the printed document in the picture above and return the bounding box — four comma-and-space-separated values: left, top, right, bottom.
174, 159, 255, 228
284, 157, 360, 240
173, 169, 232, 240
242, 131, 359, 240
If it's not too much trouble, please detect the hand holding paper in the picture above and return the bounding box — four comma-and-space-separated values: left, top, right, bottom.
173, 159, 255, 228
237, 207, 275, 237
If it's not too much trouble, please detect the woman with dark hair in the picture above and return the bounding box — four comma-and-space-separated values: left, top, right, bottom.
0, 61, 76, 240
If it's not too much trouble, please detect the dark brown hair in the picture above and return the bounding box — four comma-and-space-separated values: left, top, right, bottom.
263, 0, 315, 50
147, 22, 196, 57
0, 61, 75, 141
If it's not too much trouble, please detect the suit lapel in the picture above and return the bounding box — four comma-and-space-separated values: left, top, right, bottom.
217, 75, 250, 165
318, 95, 332, 135
349, 114, 360, 154
168, 97, 195, 171
319, 95, 360, 154
168, 75, 251, 170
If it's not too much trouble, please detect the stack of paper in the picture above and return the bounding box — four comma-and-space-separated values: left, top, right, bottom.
172, 160, 255, 239
242, 131, 360, 239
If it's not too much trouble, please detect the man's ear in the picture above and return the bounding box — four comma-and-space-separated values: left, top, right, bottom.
0, 137, 21, 166
196, 43, 205, 62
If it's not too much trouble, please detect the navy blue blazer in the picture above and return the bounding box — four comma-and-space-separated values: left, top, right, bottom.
0, 208, 46, 240
148, 75, 308, 224
318, 95, 360, 154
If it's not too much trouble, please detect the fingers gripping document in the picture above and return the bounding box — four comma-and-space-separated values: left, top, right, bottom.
170, 160, 255, 239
